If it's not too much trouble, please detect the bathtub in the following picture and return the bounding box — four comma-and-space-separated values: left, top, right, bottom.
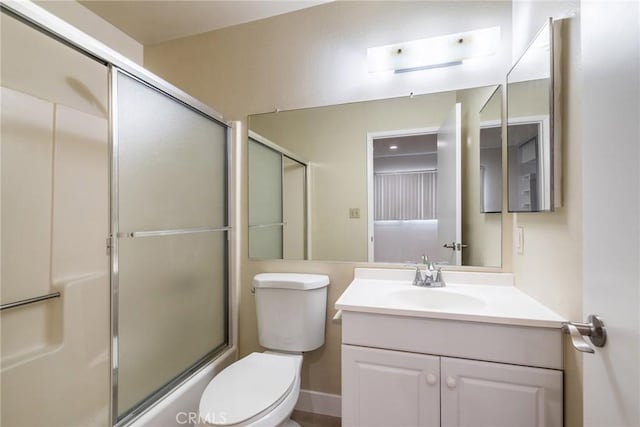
130, 346, 237, 427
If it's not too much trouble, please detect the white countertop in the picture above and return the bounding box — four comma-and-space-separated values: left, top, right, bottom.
335, 268, 566, 328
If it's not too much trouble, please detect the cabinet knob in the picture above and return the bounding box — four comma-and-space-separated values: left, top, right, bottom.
426, 373, 437, 385
446, 376, 457, 389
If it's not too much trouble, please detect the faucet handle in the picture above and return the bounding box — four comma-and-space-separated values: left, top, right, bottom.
433, 267, 446, 287
412, 265, 424, 286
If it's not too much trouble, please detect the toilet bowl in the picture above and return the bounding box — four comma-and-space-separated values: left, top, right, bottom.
198, 352, 302, 427
197, 273, 330, 427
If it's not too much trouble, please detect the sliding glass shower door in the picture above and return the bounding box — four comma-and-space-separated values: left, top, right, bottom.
112, 70, 229, 422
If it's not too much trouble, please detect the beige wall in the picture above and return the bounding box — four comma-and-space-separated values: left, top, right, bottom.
144, 0, 514, 396
511, 2, 583, 426
459, 87, 503, 267
145, 1, 512, 117
35, 0, 144, 64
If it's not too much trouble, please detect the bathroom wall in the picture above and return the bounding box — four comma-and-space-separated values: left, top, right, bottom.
35, 0, 143, 64
510, 1, 583, 426
144, 0, 512, 400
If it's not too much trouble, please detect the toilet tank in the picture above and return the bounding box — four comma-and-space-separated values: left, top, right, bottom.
253, 273, 329, 352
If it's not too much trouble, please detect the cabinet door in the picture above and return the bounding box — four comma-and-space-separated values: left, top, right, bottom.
441, 357, 563, 427
342, 345, 440, 427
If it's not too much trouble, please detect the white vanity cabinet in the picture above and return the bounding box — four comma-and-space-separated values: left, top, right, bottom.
340, 312, 564, 427
440, 356, 563, 427
342, 345, 441, 427
336, 269, 566, 427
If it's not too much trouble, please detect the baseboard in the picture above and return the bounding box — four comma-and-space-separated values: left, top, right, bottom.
294, 389, 341, 418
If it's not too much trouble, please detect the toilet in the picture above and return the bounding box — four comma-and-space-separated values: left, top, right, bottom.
198, 273, 330, 427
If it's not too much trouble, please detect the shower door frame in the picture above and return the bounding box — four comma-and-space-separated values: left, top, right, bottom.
109, 67, 232, 426
0, 2, 237, 426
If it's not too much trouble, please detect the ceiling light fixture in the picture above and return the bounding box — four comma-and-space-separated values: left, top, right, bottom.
389, 145, 398, 150
367, 26, 500, 73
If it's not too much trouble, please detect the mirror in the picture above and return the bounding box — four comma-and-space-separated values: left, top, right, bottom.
479, 85, 503, 214
249, 85, 502, 267
507, 19, 554, 212
248, 133, 308, 260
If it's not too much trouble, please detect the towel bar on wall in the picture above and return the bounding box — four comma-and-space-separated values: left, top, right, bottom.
0, 292, 61, 311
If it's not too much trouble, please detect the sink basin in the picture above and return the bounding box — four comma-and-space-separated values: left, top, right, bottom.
387, 288, 485, 311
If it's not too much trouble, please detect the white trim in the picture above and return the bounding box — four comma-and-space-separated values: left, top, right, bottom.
294, 390, 341, 418
454, 103, 462, 266
230, 121, 242, 352
366, 126, 439, 262
248, 130, 308, 165
305, 163, 312, 260
480, 118, 502, 129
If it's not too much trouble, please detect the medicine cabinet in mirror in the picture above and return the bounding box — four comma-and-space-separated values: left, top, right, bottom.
248, 85, 502, 268
479, 85, 503, 214
507, 18, 560, 212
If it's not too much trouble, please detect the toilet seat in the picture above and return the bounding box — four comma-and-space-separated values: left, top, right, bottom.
199, 353, 298, 426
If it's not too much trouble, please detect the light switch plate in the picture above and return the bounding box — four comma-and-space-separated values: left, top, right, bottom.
516, 226, 524, 255
349, 208, 360, 219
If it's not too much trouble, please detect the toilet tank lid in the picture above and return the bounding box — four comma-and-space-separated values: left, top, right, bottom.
253, 273, 330, 290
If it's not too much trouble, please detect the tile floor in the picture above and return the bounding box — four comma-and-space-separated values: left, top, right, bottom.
291, 410, 341, 427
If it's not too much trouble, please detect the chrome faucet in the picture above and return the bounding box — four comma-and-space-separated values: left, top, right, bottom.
412, 254, 446, 287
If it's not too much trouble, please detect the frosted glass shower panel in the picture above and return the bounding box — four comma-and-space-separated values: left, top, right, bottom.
248, 138, 283, 259
117, 73, 227, 231
114, 70, 229, 419
117, 232, 227, 415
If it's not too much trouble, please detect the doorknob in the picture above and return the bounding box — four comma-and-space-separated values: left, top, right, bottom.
562, 314, 607, 353
443, 242, 468, 251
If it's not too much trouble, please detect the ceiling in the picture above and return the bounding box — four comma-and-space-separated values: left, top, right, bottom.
374, 134, 438, 158
79, 0, 331, 45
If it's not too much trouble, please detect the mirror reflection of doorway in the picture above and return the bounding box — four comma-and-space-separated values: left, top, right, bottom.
369, 131, 438, 263
507, 121, 545, 212
368, 104, 462, 265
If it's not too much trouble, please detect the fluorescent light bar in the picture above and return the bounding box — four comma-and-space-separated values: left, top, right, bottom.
367, 26, 500, 73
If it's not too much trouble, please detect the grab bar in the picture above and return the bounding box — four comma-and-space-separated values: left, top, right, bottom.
117, 226, 231, 238
1, 292, 61, 311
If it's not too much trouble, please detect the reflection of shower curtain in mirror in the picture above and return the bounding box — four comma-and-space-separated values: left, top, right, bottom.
374, 171, 437, 220
373, 170, 439, 263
